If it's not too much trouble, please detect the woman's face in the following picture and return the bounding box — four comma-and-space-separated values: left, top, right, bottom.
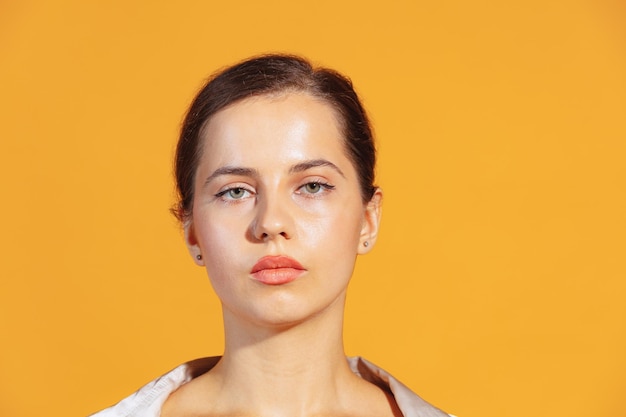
185, 92, 381, 328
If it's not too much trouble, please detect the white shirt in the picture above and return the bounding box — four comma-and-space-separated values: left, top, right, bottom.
91, 356, 453, 417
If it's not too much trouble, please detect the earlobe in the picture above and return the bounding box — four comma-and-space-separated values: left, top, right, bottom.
358, 188, 383, 254
184, 220, 205, 266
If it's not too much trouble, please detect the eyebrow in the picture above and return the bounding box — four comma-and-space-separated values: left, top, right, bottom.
203, 166, 259, 186
289, 159, 345, 178
203, 159, 345, 187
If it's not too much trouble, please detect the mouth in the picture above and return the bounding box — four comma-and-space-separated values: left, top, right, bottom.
250, 255, 306, 285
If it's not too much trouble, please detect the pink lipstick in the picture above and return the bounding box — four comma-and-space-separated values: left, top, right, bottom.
250, 255, 306, 285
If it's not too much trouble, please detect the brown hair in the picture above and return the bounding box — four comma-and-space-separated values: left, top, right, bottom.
173, 54, 376, 222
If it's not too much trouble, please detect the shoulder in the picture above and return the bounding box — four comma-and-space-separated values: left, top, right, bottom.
348, 357, 453, 417
89, 357, 220, 417
90, 356, 455, 417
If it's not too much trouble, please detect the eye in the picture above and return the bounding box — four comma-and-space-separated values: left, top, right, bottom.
216, 187, 253, 201
304, 182, 322, 193
227, 188, 246, 199
296, 181, 335, 196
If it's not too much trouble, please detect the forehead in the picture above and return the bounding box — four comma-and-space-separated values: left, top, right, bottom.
198, 92, 351, 170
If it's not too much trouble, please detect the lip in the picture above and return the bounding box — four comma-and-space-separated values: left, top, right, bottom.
250, 255, 306, 285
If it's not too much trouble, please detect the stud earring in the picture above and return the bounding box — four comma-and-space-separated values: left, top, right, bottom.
363, 241, 369, 247
196, 254, 202, 260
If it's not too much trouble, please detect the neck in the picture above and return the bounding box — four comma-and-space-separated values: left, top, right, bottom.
211, 292, 356, 417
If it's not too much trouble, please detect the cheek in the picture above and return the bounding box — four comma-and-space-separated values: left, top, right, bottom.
309, 208, 364, 292
197, 221, 246, 301
306, 201, 364, 252
336, 199, 365, 235
194, 213, 246, 269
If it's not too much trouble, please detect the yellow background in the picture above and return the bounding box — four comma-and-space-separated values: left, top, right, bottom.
1, 1, 625, 416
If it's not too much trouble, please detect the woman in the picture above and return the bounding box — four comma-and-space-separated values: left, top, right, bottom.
92, 55, 451, 417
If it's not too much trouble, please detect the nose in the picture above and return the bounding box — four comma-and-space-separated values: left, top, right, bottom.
251, 194, 293, 242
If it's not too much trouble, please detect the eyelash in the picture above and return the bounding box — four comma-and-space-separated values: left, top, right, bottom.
214, 181, 335, 202
215, 186, 254, 201
295, 181, 335, 196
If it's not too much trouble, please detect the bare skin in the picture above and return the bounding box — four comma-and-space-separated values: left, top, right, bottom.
162, 93, 392, 417
160, 293, 400, 417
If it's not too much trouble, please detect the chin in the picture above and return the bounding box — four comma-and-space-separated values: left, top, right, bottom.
248, 301, 320, 327
227, 292, 345, 331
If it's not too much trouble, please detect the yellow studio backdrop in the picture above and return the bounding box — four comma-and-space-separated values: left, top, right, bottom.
1, 1, 625, 416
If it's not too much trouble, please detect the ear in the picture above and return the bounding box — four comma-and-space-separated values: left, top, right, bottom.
184, 220, 205, 266
358, 188, 383, 254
